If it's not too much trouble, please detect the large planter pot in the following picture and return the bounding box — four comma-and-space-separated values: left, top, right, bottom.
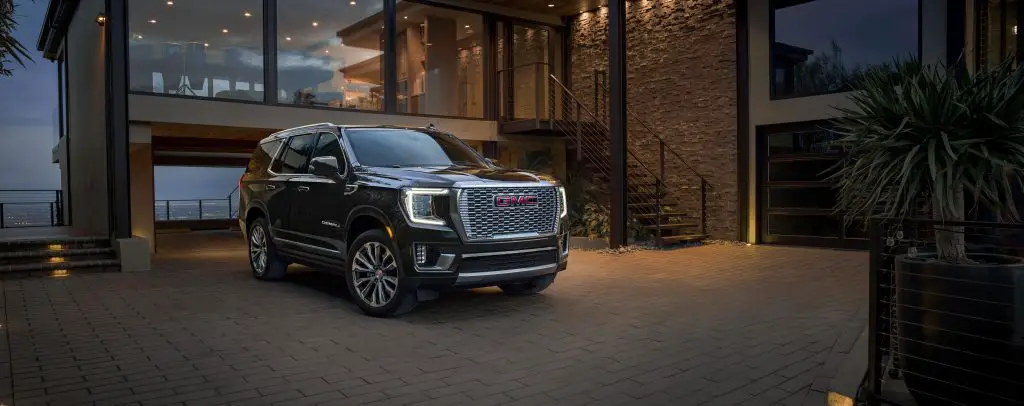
895, 254, 1024, 405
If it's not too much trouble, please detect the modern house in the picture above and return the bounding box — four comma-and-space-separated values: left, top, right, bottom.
34, 0, 992, 269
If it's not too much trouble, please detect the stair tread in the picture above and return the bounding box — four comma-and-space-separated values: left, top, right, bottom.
0, 236, 108, 247
658, 234, 710, 244
641, 222, 700, 229
0, 259, 120, 273
0, 247, 115, 260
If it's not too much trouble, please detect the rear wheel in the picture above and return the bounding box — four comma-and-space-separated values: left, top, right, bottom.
248, 218, 288, 281
499, 274, 556, 296
344, 229, 418, 317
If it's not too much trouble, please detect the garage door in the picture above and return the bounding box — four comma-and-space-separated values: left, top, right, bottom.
757, 123, 867, 249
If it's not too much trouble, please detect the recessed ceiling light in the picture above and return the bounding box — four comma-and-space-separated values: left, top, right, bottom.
350, 1, 356, 4
243, 11, 252, 17
148, 19, 157, 24
285, 36, 292, 41
312, 21, 319, 27
403, 16, 408, 19
222, 28, 229, 33
166, 0, 174, 5
465, 25, 470, 28
325, 49, 329, 54
204, 43, 209, 47
548, 3, 555, 7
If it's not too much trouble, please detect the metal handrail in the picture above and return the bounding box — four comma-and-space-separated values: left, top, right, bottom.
0, 189, 64, 228
548, 75, 671, 189
595, 80, 708, 183
155, 198, 236, 221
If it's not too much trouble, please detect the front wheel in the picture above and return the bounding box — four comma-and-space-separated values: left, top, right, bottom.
344, 229, 418, 317
248, 218, 288, 281
499, 274, 556, 296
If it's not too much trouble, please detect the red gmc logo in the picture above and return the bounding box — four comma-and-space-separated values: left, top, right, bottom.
494, 195, 538, 208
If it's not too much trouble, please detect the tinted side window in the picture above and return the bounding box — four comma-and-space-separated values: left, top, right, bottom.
311, 132, 346, 170
271, 133, 316, 174
247, 140, 283, 175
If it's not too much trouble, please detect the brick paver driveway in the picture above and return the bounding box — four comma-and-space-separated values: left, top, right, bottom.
0, 233, 867, 406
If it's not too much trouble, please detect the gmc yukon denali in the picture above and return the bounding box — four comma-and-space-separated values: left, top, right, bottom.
238, 123, 569, 317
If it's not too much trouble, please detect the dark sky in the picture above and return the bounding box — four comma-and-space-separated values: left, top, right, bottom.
0, 0, 920, 198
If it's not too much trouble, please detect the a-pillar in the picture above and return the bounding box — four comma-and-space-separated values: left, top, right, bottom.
129, 124, 155, 254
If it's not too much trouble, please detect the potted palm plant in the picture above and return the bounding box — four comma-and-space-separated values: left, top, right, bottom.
829, 57, 1024, 405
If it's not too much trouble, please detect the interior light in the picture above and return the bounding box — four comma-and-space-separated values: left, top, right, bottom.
204, 43, 209, 47
312, 21, 319, 27
350, 0, 357, 4
404, 16, 408, 19
285, 36, 292, 41
166, 0, 174, 5
1015, 25, 1019, 35
465, 25, 470, 28
548, 3, 555, 7
148, 19, 157, 24
243, 11, 252, 17
222, 28, 229, 33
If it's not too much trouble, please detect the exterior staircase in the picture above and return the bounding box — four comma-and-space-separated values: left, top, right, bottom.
547, 74, 710, 246
0, 235, 119, 278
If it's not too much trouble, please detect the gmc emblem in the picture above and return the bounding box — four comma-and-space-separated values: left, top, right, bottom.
494, 195, 538, 208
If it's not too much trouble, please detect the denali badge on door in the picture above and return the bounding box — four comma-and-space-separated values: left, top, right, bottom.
494, 195, 538, 208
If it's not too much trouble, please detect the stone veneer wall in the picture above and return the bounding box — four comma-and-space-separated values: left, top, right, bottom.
569, 0, 738, 240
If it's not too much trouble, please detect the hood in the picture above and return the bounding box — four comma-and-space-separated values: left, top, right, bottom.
360, 165, 560, 187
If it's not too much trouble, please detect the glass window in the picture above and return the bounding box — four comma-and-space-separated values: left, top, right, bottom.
980, 0, 1020, 70
277, 0, 384, 110
346, 129, 487, 168
247, 140, 283, 174
272, 133, 316, 174
312, 132, 346, 163
512, 25, 550, 120
771, 0, 918, 98
396, 2, 484, 118
128, 0, 265, 101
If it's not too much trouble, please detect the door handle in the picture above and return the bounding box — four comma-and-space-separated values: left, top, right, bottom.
265, 184, 277, 190
297, 185, 310, 192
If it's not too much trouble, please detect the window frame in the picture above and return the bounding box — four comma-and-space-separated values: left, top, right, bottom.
309, 131, 350, 178
269, 132, 317, 175
767, 0, 923, 100
122, 0, 565, 122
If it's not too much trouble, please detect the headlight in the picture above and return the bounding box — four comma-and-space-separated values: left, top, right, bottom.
402, 188, 448, 226
557, 186, 568, 218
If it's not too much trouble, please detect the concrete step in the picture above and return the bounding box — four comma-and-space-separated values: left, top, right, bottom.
0, 236, 110, 252
0, 247, 117, 265
0, 258, 120, 274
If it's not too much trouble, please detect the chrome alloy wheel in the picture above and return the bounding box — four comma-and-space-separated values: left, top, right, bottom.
249, 225, 268, 275
352, 242, 399, 308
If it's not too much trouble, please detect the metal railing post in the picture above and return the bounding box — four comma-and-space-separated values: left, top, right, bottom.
700, 180, 707, 235
867, 218, 882, 405
576, 104, 583, 163
0, 202, 5, 228
55, 190, 64, 226
50, 202, 55, 226
165, 202, 171, 222
657, 141, 665, 244
198, 200, 204, 220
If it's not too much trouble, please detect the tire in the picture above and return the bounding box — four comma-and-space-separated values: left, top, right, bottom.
248, 217, 288, 281
499, 274, 556, 296
344, 229, 418, 317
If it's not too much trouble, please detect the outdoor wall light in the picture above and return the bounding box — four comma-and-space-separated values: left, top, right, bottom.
95, 13, 107, 26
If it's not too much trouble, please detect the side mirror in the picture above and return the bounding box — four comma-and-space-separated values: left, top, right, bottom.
310, 156, 341, 178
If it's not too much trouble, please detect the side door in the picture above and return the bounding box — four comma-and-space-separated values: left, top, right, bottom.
266, 132, 317, 240
289, 131, 353, 257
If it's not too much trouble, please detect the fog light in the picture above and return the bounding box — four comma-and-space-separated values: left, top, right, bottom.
415, 244, 427, 264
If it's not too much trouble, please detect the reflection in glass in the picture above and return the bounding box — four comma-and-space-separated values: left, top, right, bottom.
512, 25, 549, 120
395, 2, 484, 117
277, 0, 384, 110
771, 0, 917, 98
128, 0, 265, 101
982, 0, 1019, 70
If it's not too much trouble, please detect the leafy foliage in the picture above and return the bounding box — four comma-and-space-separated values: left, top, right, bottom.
828, 56, 1024, 261
0, 0, 32, 77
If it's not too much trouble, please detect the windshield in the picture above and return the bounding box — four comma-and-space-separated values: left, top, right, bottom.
345, 128, 489, 168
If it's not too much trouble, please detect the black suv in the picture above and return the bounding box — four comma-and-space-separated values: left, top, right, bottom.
239, 124, 569, 317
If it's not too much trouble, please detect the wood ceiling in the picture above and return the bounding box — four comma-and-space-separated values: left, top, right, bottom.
468, 0, 607, 17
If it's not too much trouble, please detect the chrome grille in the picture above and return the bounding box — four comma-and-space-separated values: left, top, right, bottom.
458, 186, 559, 240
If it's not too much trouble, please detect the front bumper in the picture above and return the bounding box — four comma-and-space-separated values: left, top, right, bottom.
394, 218, 569, 290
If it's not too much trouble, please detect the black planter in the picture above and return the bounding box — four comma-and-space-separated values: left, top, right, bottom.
895, 254, 1024, 405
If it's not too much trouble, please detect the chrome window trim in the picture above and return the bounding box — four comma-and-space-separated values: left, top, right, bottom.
461, 246, 556, 258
